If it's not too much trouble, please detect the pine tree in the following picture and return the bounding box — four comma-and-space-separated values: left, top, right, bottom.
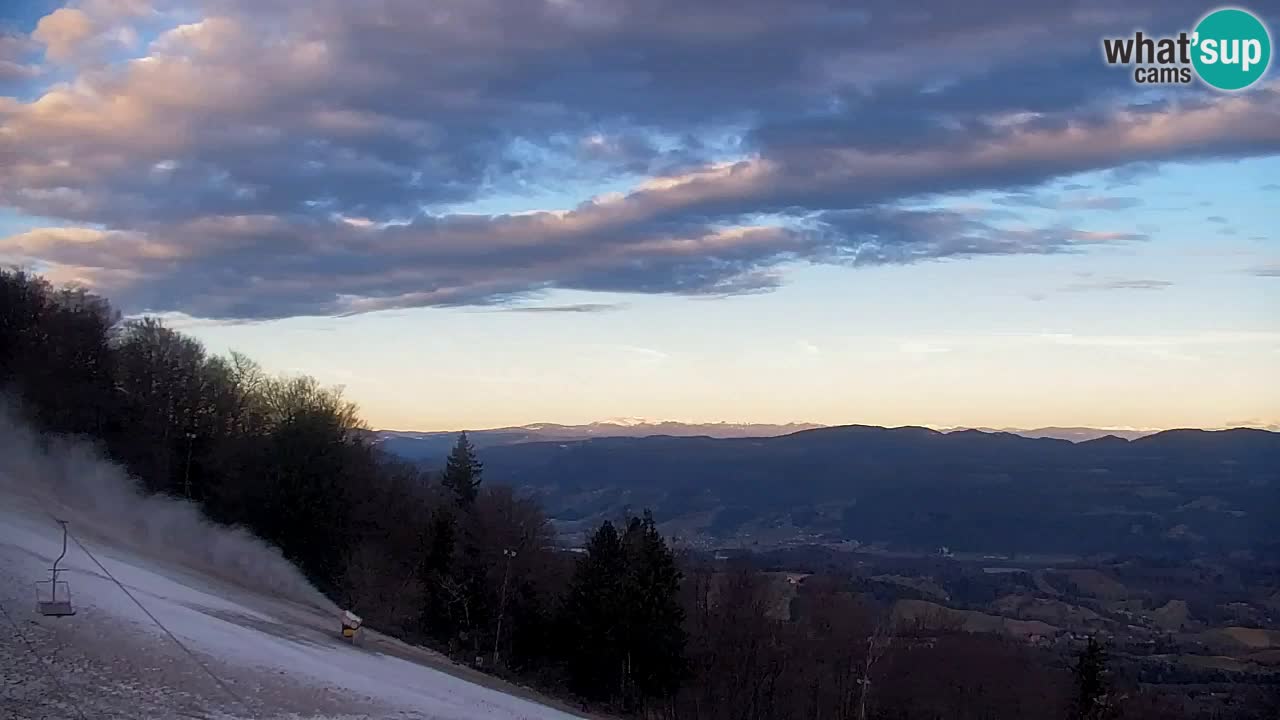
563, 520, 627, 702
441, 432, 482, 509
562, 513, 688, 709
620, 511, 687, 708
1070, 636, 1114, 720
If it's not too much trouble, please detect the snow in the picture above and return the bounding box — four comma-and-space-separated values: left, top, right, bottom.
0, 496, 585, 720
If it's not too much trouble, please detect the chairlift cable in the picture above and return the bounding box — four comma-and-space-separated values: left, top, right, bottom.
54, 515, 255, 717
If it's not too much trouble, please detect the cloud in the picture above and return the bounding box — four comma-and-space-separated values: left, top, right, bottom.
2, 0, 1279, 319
1063, 196, 1143, 211
1248, 263, 1280, 277
32, 9, 97, 63
0, 60, 41, 82
80, 0, 152, 19
1062, 278, 1174, 292
29, 3, 143, 66
0, 31, 40, 84
496, 303, 625, 314
1100, 162, 1166, 188
815, 207, 1145, 267
996, 192, 1143, 211
1224, 419, 1280, 431
2, 205, 1146, 319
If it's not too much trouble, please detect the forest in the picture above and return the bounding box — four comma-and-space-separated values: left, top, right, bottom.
2, 267, 1275, 720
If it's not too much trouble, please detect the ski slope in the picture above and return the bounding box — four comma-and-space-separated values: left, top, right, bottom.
0, 485, 585, 719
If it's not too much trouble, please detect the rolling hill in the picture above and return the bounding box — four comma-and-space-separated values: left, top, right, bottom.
388, 425, 1280, 557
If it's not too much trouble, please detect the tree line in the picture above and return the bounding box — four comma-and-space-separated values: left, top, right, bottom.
1, 268, 686, 711
3, 268, 1275, 719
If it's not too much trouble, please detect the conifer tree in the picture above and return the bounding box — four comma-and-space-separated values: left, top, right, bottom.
563, 513, 687, 708
1070, 636, 1114, 720
441, 431, 482, 509
563, 520, 627, 701
620, 511, 687, 707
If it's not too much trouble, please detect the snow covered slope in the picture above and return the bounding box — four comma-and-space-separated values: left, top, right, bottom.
0, 414, 584, 720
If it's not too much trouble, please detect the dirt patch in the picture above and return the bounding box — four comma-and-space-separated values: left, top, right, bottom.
1219, 627, 1280, 649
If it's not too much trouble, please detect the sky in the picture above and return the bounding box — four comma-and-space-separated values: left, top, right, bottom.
0, 0, 1277, 431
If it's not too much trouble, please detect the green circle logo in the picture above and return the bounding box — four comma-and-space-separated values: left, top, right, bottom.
1192, 8, 1271, 90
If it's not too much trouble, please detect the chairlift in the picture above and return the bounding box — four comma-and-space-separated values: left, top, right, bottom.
35, 519, 75, 617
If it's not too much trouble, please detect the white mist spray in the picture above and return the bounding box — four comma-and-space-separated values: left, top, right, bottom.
0, 403, 338, 614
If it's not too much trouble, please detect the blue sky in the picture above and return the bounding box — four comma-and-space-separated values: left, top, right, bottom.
1, 1, 1277, 430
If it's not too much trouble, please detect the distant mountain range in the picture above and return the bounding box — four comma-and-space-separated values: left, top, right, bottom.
959, 426, 1158, 442
375, 423, 1280, 557
370, 421, 1167, 460
370, 420, 826, 460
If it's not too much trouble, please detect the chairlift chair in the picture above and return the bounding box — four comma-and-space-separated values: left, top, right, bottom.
35, 520, 76, 617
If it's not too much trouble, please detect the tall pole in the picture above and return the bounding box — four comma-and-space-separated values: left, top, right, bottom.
183, 432, 195, 499
492, 548, 516, 667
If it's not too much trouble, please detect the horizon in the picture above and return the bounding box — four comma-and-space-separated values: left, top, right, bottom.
1, 1, 1277, 431
372, 418, 1279, 435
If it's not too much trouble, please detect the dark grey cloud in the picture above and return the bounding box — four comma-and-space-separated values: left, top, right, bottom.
1101, 162, 1166, 189
1, 0, 1278, 319
815, 208, 1146, 267
1, 202, 1147, 319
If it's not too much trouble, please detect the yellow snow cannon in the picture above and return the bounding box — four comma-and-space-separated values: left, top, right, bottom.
341, 610, 363, 642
